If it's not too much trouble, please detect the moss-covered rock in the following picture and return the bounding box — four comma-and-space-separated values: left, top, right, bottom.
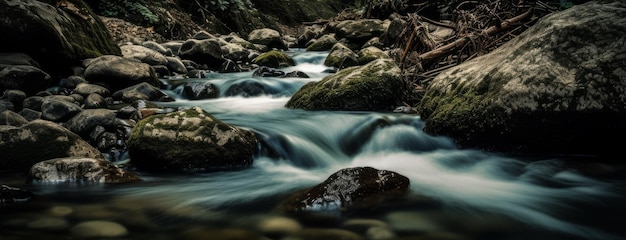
127, 106, 257, 172
286, 58, 405, 111
0, 0, 121, 78
0, 119, 105, 173
417, 1, 626, 156
252, 50, 295, 68
323, 43, 359, 69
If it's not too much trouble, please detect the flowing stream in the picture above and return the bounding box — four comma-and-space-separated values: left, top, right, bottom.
1, 50, 625, 240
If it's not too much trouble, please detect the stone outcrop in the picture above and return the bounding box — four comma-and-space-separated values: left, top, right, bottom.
286, 59, 405, 111
417, 1, 626, 155
127, 106, 257, 172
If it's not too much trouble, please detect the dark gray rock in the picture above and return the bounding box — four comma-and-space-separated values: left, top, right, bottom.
280, 167, 409, 215
73, 83, 110, 97
83, 55, 160, 92
64, 109, 117, 138
1, 89, 26, 112
0, 65, 51, 96
41, 98, 82, 122
0, 52, 40, 69
83, 93, 108, 109
18, 108, 41, 122
0, 110, 29, 126
112, 82, 174, 102
22, 96, 44, 111
179, 39, 225, 70
183, 82, 219, 100
1, 185, 35, 205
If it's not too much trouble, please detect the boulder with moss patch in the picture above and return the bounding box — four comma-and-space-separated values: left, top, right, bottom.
0, 120, 105, 173
252, 50, 295, 68
417, 1, 626, 156
286, 58, 405, 111
127, 106, 257, 172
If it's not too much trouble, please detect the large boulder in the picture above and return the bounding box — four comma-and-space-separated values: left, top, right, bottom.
280, 167, 409, 215
127, 106, 257, 172
248, 28, 287, 51
83, 55, 160, 92
28, 157, 140, 183
178, 39, 225, 70
417, 1, 626, 156
0, 119, 104, 173
286, 59, 405, 111
0, 65, 52, 96
0, 0, 120, 77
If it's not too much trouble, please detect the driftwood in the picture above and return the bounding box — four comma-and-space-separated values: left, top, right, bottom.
418, 6, 534, 62
393, 0, 560, 90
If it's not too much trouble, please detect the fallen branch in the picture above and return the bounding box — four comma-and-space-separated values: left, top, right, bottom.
419, 6, 534, 62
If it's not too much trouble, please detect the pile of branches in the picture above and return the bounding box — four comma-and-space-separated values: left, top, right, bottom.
392, 0, 562, 93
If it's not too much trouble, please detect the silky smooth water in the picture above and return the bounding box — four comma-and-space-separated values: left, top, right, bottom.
1, 50, 625, 240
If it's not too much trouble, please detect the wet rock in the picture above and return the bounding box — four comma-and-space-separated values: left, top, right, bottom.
28, 157, 140, 183
112, 82, 174, 102
1, 89, 26, 112
64, 109, 117, 138
22, 96, 44, 111
127, 106, 257, 172
0, 185, 35, 205
286, 59, 404, 111
41, 98, 82, 122
183, 82, 219, 100
281, 167, 409, 216
73, 83, 110, 97
18, 108, 41, 122
179, 39, 225, 70
0, 119, 105, 172
83, 55, 160, 92
0, 65, 51, 96
61, 75, 88, 89
221, 42, 252, 62
225, 79, 268, 97
70, 220, 128, 238
0, 110, 29, 126
83, 93, 108, 109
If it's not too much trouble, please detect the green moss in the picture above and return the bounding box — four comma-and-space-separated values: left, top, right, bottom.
286, 60, 404, 111
252, 50, 295, 68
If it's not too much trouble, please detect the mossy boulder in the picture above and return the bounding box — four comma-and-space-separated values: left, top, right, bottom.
286, 58, 405, 111
127, 106, 257, 172
417, 1, 626, 156
323, 43, 359, 69
0, 119, 105, 173
252, 50, 295, 68
0, 0, 121, 78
